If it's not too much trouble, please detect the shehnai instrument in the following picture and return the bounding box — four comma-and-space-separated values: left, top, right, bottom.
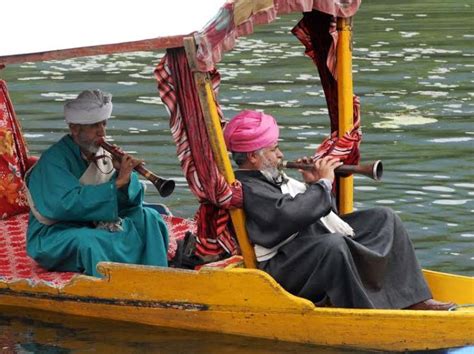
98, 138, 175, 197
279, 160, 383, 181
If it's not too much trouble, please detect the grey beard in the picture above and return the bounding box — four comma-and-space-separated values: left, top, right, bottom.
260, 168, 287, 186
260, 156, 281, 179
261, 166, 280, 180
260, 157, 286, 185
78, 141, 99, 154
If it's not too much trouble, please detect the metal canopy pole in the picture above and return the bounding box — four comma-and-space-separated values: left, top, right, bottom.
183, 37, 257, 268
336, 17, 354, 215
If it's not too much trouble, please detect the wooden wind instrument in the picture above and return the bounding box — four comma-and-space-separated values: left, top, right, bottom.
280, 160, 383, 181
98, 138, 175, 197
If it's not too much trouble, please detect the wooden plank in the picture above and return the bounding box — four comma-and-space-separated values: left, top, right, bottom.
0, 36, 185, 65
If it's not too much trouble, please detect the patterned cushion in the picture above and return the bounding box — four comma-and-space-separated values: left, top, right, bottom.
0, 80, 30, 219
163, 214, 197, 260
0, 212, 199, 288
0, 213, 76, 287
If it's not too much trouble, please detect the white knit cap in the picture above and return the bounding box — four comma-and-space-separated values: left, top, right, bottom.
64, 89, 113, 124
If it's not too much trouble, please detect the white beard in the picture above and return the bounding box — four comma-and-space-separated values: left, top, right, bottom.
259, 155, 286, 185
76, 134, 99, 154
80, 142, 99, 154
260, 156, 280, 179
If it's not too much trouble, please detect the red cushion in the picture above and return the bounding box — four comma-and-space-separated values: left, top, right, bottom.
0, 80, 30, 219
0, 212, 197, 286
0, 212, 76, 287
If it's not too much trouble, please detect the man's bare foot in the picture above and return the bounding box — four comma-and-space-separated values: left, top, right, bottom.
405, 299, 456, 311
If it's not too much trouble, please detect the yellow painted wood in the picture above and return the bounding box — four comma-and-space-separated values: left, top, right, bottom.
1, 293, 473, 351
203, 82, 236, 179
202, 82, 257, 268
424, 269, 474, 304
183, 37, 257, 268
1, 263, 473, 351
336, 17, 354, 215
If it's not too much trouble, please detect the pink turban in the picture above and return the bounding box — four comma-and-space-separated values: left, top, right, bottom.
224, 110, 279, 152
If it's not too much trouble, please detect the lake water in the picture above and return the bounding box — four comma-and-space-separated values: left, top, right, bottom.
0, 0, 473, 352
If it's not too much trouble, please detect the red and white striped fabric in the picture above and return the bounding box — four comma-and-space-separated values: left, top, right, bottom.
195, 0, 361, 72
292, 11, 361, 164
314, 95, 361, 165
164, 215, 197, 260
155, 48, 240, 257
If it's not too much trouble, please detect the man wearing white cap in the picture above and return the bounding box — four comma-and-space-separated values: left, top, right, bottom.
26, 90, 169, 277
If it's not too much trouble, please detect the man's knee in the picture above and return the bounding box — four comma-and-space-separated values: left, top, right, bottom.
322, 234, 350, 258
369, 206, 397, 223
76, 235, 101, 255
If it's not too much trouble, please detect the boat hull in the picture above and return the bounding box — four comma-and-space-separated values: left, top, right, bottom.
1, 263, 473, 351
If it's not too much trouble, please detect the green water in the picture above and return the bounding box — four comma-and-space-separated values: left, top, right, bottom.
0, 0, 473, 352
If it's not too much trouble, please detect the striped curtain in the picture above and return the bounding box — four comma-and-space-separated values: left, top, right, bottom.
292, 10, 361, 166
154, 48, 239, 257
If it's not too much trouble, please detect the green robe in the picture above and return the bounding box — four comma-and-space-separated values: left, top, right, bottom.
26, 135, 168, 277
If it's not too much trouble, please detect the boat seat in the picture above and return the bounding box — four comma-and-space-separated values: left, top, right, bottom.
0, 212, 76, 287
0, 210, 243, 288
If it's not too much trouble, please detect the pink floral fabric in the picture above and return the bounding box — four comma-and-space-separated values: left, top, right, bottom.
0, 80, 30, 219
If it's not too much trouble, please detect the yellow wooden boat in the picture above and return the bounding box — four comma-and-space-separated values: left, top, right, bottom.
1, 0, 473, 351
0, 262, 473, 351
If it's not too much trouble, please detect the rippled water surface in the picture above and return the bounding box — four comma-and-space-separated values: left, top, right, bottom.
1, 0, 473, 351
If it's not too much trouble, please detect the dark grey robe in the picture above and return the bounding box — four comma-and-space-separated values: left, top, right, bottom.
235, 170, 432, 309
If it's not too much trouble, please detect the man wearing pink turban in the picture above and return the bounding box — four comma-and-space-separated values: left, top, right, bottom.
224, 110, 454, 310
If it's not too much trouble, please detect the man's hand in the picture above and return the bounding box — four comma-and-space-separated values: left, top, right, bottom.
299, 156, 343, 184
114, 153, 142, 189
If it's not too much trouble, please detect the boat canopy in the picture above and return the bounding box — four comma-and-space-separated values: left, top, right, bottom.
1, 0, 363, 265
0, 0, 360, 68
0, 0, 226, 57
